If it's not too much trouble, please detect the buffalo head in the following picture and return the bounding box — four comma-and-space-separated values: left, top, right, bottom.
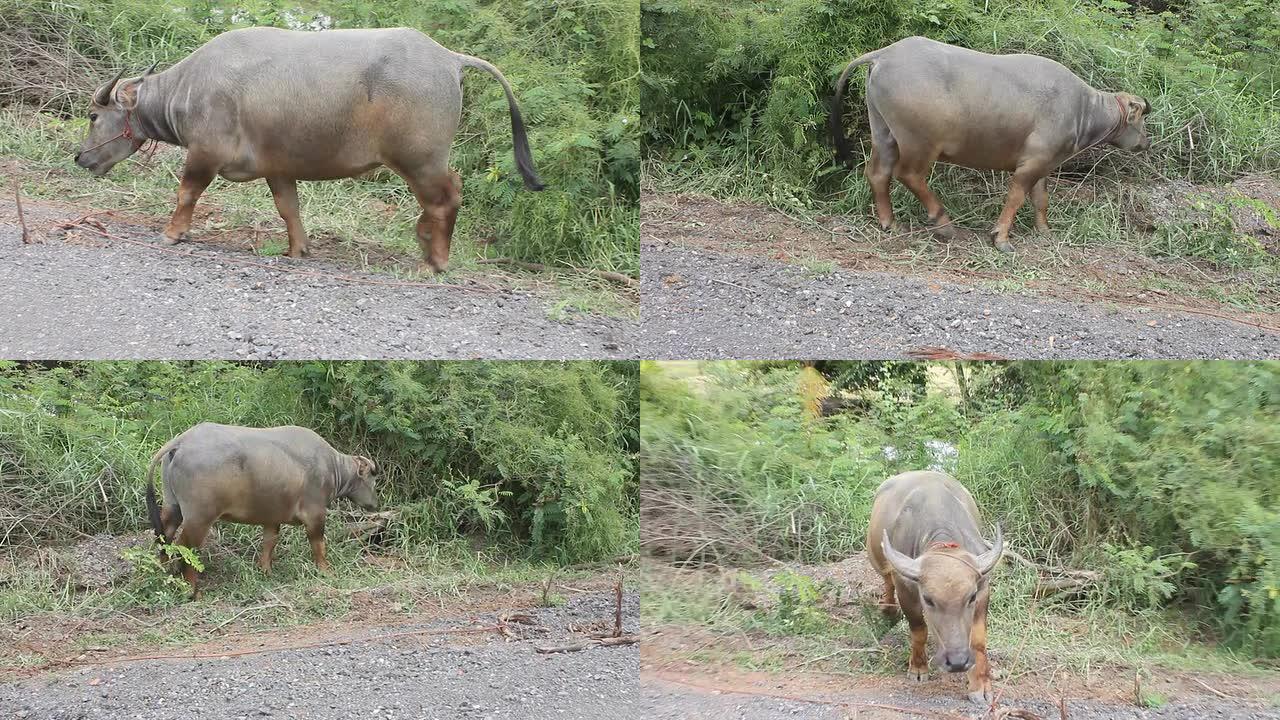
881, 525, 1003, 673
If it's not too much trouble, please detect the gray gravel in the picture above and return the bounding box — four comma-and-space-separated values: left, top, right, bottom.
642, 676, 1280, 720
0, 201, 635, 360
1, 591, 639, 720
640, 239, 1280, 359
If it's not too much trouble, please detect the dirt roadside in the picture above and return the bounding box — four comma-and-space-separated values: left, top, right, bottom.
0, 195, 636, 360
0, 588, 639, 719
640, 193, 1280, 359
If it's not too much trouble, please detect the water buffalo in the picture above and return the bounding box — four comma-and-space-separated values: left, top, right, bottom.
75, 26, 543, 273
144, 422, 379, 598
832, 36, 1151, 252
867, 470, 1004, 703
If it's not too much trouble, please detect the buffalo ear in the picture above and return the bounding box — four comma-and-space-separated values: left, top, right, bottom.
355, 455, 377, 479
112, 77, 143, 110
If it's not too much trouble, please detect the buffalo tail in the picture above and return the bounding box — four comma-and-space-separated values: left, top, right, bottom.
456, 54, 545, 191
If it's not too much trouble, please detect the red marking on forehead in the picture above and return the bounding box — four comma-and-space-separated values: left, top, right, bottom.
928, 541, 960, 550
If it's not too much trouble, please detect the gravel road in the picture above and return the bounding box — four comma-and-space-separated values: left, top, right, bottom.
640, 239, 1280, 359
642, 675, 1280, 720
0, 591, 638, 720
0, 200, 635, 360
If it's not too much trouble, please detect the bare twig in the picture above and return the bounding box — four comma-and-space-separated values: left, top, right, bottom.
709, 277, 750, 292
15, 182, 31, 243
1191, 676, 1234, 699
614, 575, 624, 638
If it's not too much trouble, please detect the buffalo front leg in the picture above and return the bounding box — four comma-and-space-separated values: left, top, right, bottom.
907, 617, 929, 682
878, 571, 900, 622
966, 599, 993, 704
162, 161, 216, 245
258, 524, 280, 574
1030, 177, 1051, 236
267, 178, 310, 258
306, 521, 331, 574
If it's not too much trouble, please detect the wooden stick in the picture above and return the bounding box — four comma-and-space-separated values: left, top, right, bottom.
15, 182, 31, 244
476, 256, 637, 287
614, 575, 624, 638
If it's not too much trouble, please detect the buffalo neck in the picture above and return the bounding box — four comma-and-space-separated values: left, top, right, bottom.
331, 452, 356, 500
1075, 91, 1121, 153
920, 525, 987, 558
133, 72, 183, 147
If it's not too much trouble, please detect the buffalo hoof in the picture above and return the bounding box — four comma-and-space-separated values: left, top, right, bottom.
160, 232, 186, 246
991, 236, 1015, 254
967, 688, 993, 705
877, 602, 901, 622
418, 261, 447, 275
930, 222, 956, 240
907, 667, 928, 683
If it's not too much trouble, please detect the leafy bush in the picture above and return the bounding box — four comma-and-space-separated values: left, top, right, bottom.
641, 360, 1280, 657
0, 360, 638, 565
641, 0, 1280, 267
0, 0, 638, 273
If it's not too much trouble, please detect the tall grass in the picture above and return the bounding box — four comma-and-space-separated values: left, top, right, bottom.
0, 0, 638, 275
0, 361, 639, 565
639, 361, 1280, 658
641, 0, 1280, 269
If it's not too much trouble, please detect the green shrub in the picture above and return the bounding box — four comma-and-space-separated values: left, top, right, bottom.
0, 361, 638, 565
640, 360, 1280, 657
0, 0, 638, 274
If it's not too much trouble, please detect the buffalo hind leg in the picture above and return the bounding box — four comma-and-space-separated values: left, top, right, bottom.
173, 520, 212, 600
1030, 177, 1051, 236
267, 178, 310, 258
865, 106, 899, 232
259, 524, 280, 574
894, 150, 954, 239
906, 616, 929, 682
402, 168, 462, 274
162, 157, 216, 244
306, 520, 331, 574
966, 597, 993, 704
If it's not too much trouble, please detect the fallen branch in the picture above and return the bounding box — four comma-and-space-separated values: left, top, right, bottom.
535, 634, 639, 654
15, 182, 31, 243
614, 575, 624, 637
476, 256, 637, 288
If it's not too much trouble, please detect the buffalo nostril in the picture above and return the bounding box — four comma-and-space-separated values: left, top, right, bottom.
74, 152, 81, 163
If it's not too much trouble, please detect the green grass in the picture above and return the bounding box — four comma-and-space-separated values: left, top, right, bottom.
1, 0, 639, 279
641, 0, 1280, 279
0, 529, 617, 672
639, 562, 1277, 681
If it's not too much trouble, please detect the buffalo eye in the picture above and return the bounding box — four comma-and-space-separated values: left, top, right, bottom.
922, 596, 935, 608
968, 592, 978, 605
89, 113, 98, 122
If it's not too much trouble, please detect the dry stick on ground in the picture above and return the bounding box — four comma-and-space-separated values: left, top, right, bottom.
1191, 676, 1234, 699
614, 575, 624, 637
15, 182, 31, 243
476, 256, 637, 288
56, 216, 503, 294
651, 673, 969, 720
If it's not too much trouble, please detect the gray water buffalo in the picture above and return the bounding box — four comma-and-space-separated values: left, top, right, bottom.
75, 26, 543, 273
144, 422, 379, 597
832, 36, 1151, 252
866, 470, 1004, 704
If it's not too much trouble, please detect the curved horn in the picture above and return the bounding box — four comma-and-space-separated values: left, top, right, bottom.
881, 530, 922, 584
1141, 97, 1151, 115
93, 69, 126, 106
142, 61, 158, 77
975, 524, 1004, 576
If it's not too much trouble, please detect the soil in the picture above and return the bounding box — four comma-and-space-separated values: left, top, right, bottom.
0, 195, 636, 360
639, 193, 1280, 359
0, 588, 640, 720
